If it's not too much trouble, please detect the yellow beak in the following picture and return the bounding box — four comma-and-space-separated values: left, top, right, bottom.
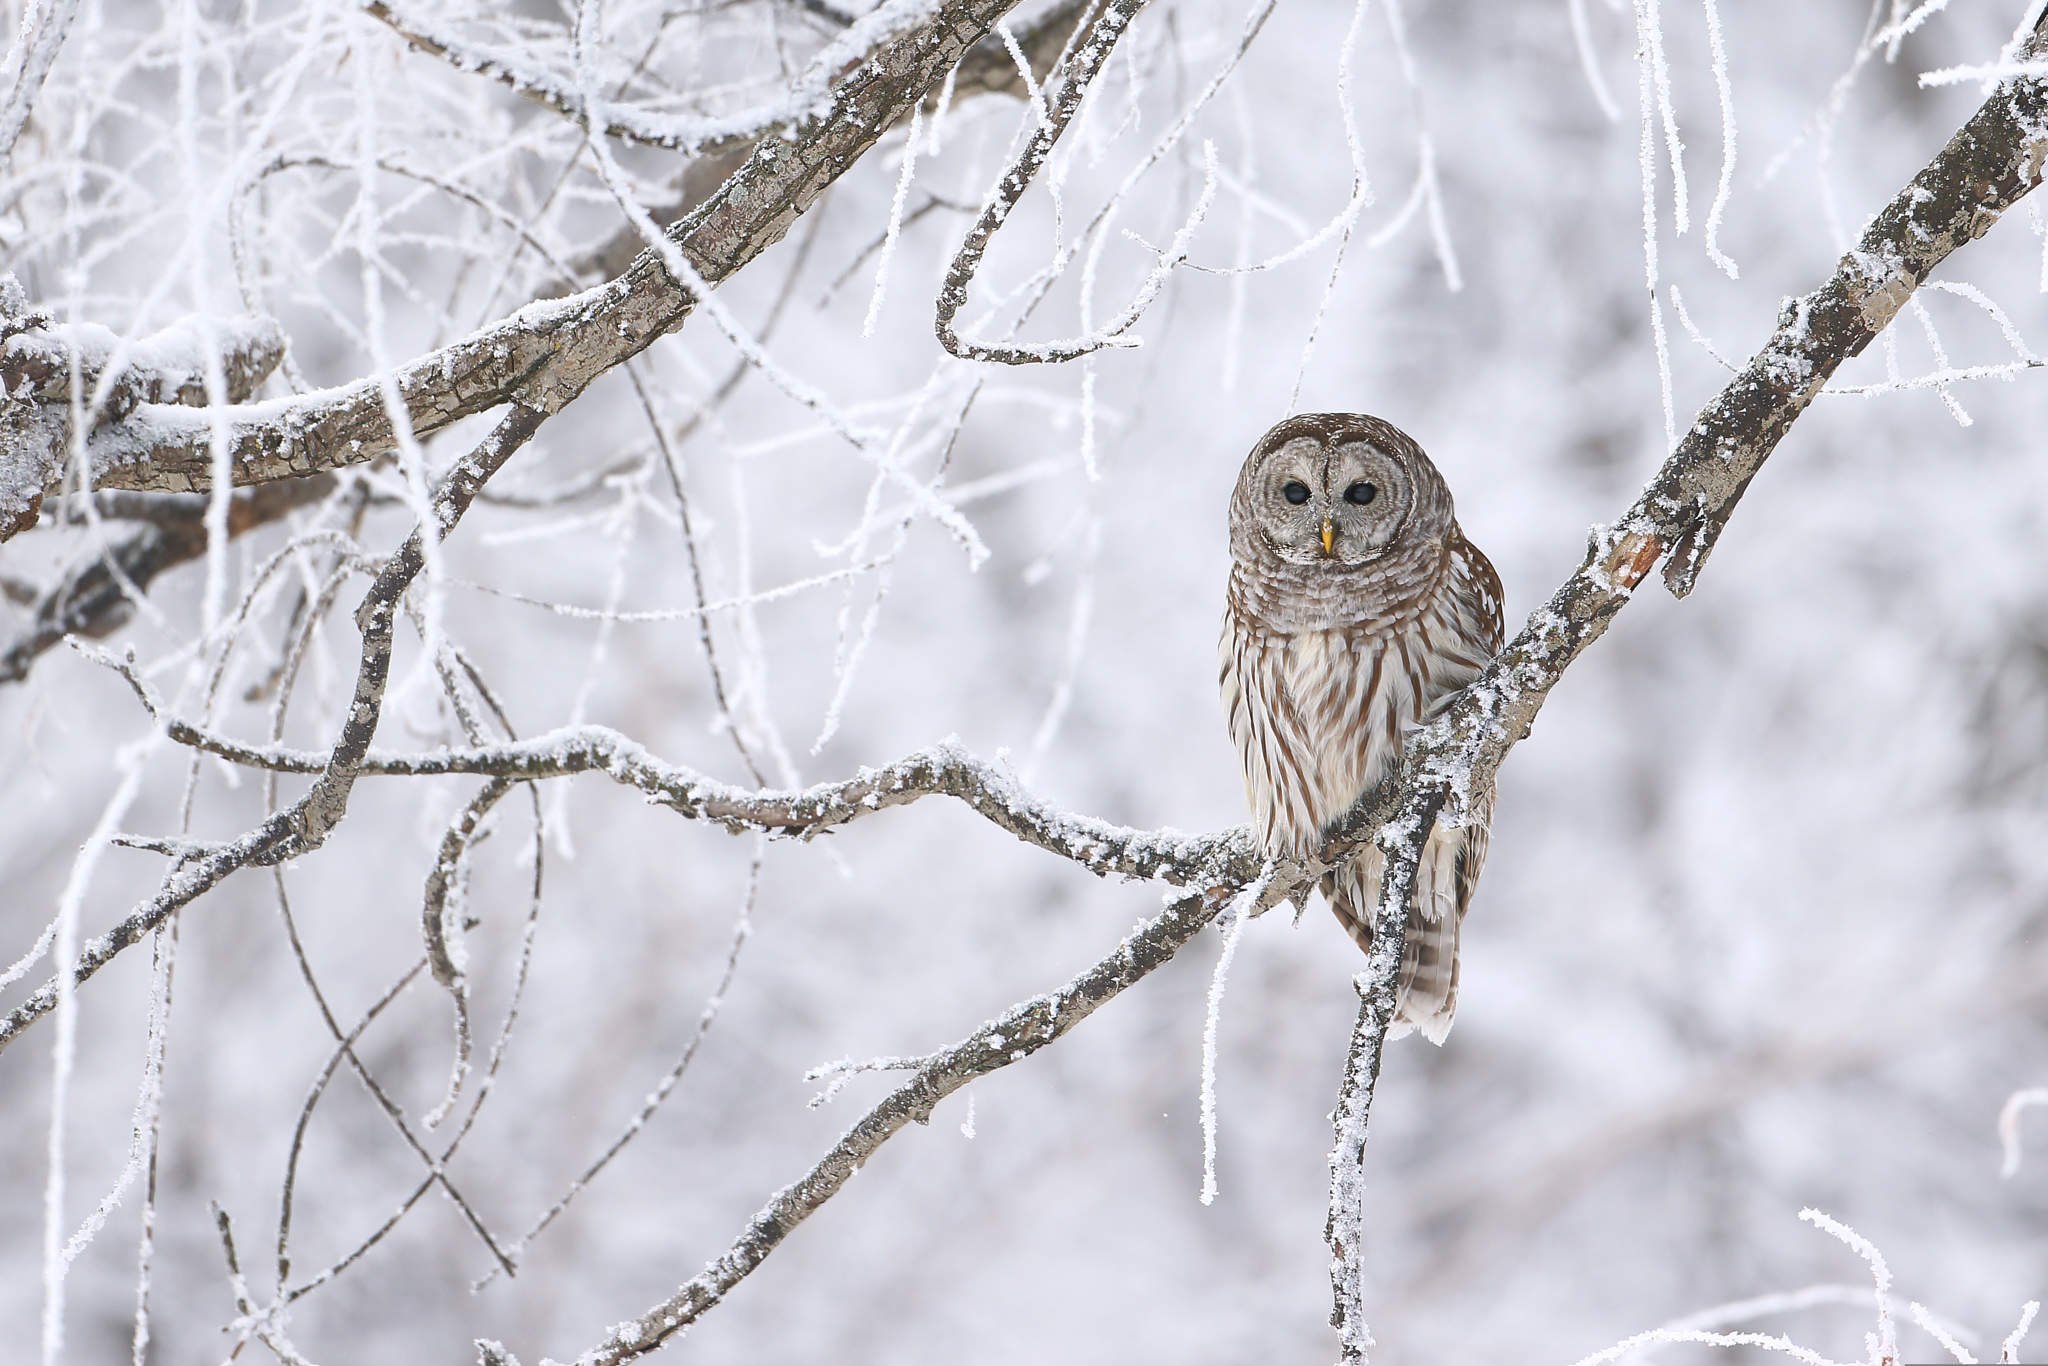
1320, 519, 1336, 556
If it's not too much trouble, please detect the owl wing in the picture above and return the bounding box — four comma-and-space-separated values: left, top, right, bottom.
1219, 607, 1323, 862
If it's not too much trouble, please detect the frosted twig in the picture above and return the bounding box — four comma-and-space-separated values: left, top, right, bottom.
1920, 60, 2048, 89
211, 1205, 317, 1366
1997, 1087, 2048, 1177
60, 917, 175, 1270
2004, 1302, 2040, 1364
419, 778, 512, 1130
1909, 1301, 1976, 1363
1797, 1208, 1894, 1364
1922, 279, 2043, 361
1635, 0, 1689, 231
0, 0, 83, 173
1878, 0, 1956, 58
1568, 0, 1623, 121
1284, 0, 1382, 404
805, 1052, 932, 1107
1633, 0, 1679, 456
935, 0, 1161, 365
128, 923, 178, 1366
1701, 0, 1740, 277
1199, 872, 1267, 1205
42, 753, 145, 1366
862, 106, 925, 336
1564, 1327, 1843, 1366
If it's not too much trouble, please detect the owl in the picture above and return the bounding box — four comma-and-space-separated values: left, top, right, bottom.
1219, 413, 1503, 1044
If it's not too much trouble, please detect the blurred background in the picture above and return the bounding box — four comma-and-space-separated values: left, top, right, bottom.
1, 0, 2045, 1361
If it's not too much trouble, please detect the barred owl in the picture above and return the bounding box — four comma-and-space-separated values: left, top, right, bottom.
1219, 413, 1503, 1044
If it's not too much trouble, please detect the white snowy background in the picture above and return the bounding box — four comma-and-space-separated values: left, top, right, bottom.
1, 0, 2045, 1362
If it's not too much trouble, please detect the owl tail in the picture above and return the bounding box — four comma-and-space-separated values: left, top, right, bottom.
1324, 844, 1464, 1046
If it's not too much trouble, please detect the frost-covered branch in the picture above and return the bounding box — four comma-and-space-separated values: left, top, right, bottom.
571, 883, 1233, 1364
1319, 21, 2048, 1357
2, 687, 1254, 1056
0, 301, 286, 536
0, 0, 1034, 517
106, 664, 1256, 887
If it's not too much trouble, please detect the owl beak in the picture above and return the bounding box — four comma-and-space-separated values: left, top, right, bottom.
1320, 519, 1336, 556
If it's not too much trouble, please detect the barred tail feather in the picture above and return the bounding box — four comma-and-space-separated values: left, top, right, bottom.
1324, 816, 1487, 1046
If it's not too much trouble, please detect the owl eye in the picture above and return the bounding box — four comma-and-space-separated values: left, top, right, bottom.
1281, 480, 1311, 505
1344, 482, 1378, 507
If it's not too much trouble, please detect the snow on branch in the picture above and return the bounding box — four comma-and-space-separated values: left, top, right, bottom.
102, 658, 1257, 889
0, 654, 1258, 1057
0, 294, 286, 536
1320, 21, 2048, 1357
0, 0, 1037, 521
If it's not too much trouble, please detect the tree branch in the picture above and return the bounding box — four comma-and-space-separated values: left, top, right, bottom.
0, 0, 1035, 517
0, 302, 285, 535
567, 0, 1093, 281
1319, 24, 2048, 1358
95, 663, 1258, 889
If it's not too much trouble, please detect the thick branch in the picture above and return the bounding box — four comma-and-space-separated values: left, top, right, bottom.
2, 0, 1033, 515
0, 306, 285, 535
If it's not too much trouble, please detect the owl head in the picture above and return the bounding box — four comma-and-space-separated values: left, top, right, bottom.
1228, 413, 1455, 572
